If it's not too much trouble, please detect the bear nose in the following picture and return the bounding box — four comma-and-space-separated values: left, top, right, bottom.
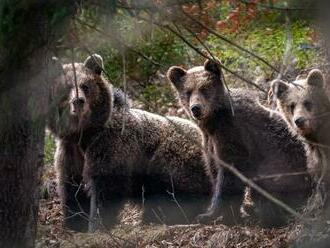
295, 117, 306, 128
191, 104, 202, 118
72, 97, 85, 108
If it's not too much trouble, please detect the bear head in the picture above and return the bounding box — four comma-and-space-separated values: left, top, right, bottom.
271, 69, 330, 143
167, 59, 226, 123
47, 54, 112, 138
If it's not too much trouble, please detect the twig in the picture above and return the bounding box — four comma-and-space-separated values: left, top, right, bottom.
120, 50, 128, 135
181, 10, 280, 73
278, 6, 293, 79
117, 0, 194, 11
252, 171, 312, 182
166, 174, 190, 224
142, 185, 145, 206
64, 211, 89, 221
74, 183, 89, 219
151, 208, 166, 224
70, 47, 79, 99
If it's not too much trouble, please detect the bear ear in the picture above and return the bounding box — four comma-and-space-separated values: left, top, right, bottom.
84, 54, 104, 75
167, 66, 187, 90
271, 79, 289, 100
50, 56, 64, 77
204, 59, 221, 75
307, 69, 324, 88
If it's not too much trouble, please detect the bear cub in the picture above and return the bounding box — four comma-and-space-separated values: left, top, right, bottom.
48, 54, 212, 232
271, 70, 330, 199
167, 59, 312, 227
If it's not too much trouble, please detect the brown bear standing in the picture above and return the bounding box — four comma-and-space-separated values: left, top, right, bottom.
272, 70, 330, 247
48, 54, 212, 232
167, 59, 312, 227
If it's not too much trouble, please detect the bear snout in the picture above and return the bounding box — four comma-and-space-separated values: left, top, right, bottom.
71, 97, 86, 114
190, 104, 203, 119
294, 117, 306, 129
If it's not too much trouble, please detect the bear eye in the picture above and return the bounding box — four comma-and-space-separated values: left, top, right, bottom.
289, 103, 296, 114
80, 84, 89, 94
304, 101, 313, 112
199, 86, 209, 95
185, 90, 192, 98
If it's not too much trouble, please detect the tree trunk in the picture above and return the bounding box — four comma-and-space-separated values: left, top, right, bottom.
0, 1, 75, 247
0, 49, 55, 247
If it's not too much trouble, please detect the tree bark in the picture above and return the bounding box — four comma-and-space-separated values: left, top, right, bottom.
0, 1, 75, 247
0, 50, 49, 248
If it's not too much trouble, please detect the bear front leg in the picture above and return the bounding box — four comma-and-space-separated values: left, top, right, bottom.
62, 179, 90, 231
83, 153, 130, 231
197, 166, 224, 223
86, 176, 127, 232
88, 178, 99, 232
94, 175, 128, 230
55, 140, 90, 232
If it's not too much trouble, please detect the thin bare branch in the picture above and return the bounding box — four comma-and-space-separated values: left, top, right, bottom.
166, 174, 190, 224
252, 171, 313, 182
181, 10, 280, 73
70, 47, 79, 99
121, 50, 127, 135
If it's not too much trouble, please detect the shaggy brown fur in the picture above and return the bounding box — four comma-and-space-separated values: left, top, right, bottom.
272, 69, 330, 248
167, 59, 312, 227
48, 55, 212, 232
271, 70, 330, 181
271, 70, 330, 199
47, 55, 112, 232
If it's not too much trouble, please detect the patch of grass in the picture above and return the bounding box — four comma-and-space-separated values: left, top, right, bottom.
44, 133, 56, 166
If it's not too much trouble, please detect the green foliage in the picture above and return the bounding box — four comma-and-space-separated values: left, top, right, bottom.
101, 29, 187, 87
98, 22, 188, 112
137, 84, 177, 114
44, 134, 56, 166
90, 10, 320, 110
0, 0, 75, 81
207, 12, 319, 80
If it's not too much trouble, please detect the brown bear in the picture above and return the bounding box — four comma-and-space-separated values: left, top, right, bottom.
48, 54, 212, 232
271, 70, 330, 202
271, 70, 330, 182
167, 59, 312, 227
271, 69, 330, 248
271, 69, 330, 247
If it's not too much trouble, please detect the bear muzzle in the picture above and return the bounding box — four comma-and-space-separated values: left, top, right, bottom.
190, 104, 203, 120
71, 97, 86, 115
294, 117, 306, 129
294, 117, 314, 138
